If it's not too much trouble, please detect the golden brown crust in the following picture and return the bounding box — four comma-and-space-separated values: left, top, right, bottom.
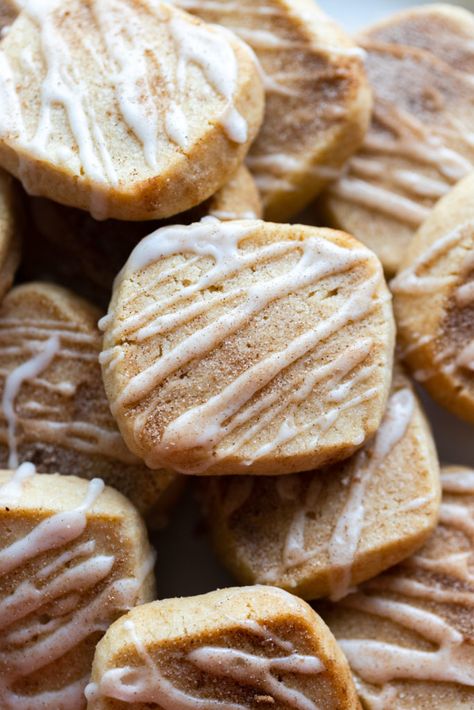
88, 586, 362, 709
392, 172, 474, 424
174, 0, 372, 221
0, 1, 264, 220
199, 367, 440, 600
0, 169, 20, 301
102, 220, 394, 476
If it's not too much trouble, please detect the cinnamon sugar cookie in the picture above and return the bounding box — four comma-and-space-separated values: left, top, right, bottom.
173, 0, 371, 221
200, 369, 440, 600
319, 6, 474, 274
319, 465, 474, 709
0, 282, 181, 522
101, 218, 394, 475
0, 468, 155, 709
0, 169, 20, 301
0, 0, 264, 220
20, 165, 262, 309
392, 172, 474, 424
86, 585, 361, 709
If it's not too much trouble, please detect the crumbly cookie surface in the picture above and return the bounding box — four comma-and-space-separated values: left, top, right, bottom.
87, 585, 361, 709
101, 218, 394, 475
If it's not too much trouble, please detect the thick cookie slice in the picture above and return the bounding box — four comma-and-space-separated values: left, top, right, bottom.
101, 219, 394, 475
86, 585, 361, 709
320, 465, 474, 709
319, 5, 474, 274
392, 172, 474, 424
20, 165, 262, 309
173, 0, 371, 221
200, 369, 440, 600
0, 282, 181, 522
0, 0, 264, 220
0, 468, 155, 709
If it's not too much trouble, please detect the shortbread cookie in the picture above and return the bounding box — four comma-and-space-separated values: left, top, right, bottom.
320, 465, 474, 709
200, 369, 440, 600
320, 7, 474, 274
0, 0, 17, 34
0, 0, 264, 220
86, 585, 361, 709
101, 218, 395, 475
0, 169, 20, 301
21, 165, 262, 309
0, 282, 182, 521
172, 0, 371, 221
0, 468, 155, 709
392, 172, 474, 424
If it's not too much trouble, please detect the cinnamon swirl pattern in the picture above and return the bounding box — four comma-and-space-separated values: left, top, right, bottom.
0, 469, 155, 709
199, 371, 439, 600
87, 586, 361, 710
101, 218, 394, 475
320, 465, 474, 709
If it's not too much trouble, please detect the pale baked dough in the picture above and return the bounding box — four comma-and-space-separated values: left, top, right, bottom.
0, 282, 182, 523
200, 368, 440, 600
173, 0, 372, 221
101, 219, 395, 476
21, 165, 262, 309
0, 468, 155, 708
0, 0, 264, 220
392, 172, 474, 425
319, 465, 474, 709
0, 169, 20, 301
319, 5, 474, 275
86, 585, 362, 709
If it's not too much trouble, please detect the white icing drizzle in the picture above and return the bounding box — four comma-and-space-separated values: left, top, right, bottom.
88, 618, 324, 709
0, 473, 153, 707
0, 0, 250, 217
391, 221, 474, 296
0, 461, 36, 503
334, 468, 474, 700
2, 335, 60, 468
329, 99, 473, 227
0, 316, 138, 466
104, 218, 383, 473
326, 387, 415, 600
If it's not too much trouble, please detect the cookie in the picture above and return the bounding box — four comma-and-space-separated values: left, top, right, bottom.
20, 164, 262, 309
319, 6, 474, 274
101, 218, 395, 475
86, 585, 361, 709
173, 0, 372, 221
0, 467, 155, 709
0, 169, 20, 302
392, 172, 474, 424
0, 0, 264, 220
200, 368, 440, 600
0, 282, 182, 522
319, 465, 474, 709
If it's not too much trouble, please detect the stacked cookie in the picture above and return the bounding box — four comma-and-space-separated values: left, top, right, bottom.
0, 1, 472, 709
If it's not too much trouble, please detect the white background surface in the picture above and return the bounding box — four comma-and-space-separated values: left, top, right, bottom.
154, 0, 474, 599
